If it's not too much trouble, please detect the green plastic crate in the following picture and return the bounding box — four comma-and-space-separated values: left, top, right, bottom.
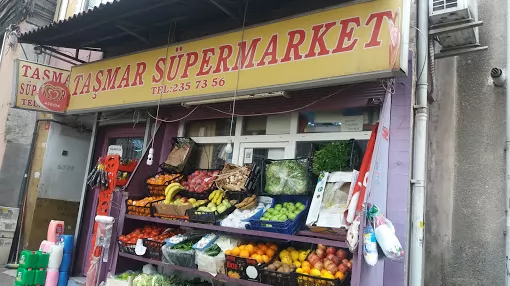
19, 250, 39, 269
15, 268, 34, 285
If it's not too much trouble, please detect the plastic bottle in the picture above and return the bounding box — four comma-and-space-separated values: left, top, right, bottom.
47, 221, 65, 243
48, 245, 63, 269
45, 269, 59, 286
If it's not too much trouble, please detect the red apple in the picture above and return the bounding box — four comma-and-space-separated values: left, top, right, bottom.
336, 249, 348, 260
330, 256, 341, 265
326, 254, 336, 261
326, 247, 336, 255
308, 254, 320, 266
338, 264, 348, 274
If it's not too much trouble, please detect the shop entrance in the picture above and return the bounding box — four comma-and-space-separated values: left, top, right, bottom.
75, 124, 146, 276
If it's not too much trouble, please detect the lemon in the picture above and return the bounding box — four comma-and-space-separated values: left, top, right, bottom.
290, 250, 299, 262
310, 269, 321, 277
298, 251, 308, 262
281, 256, 293, 265
279, 250, 290, 260
296, 268, 304, 274
294, 261, 301, 268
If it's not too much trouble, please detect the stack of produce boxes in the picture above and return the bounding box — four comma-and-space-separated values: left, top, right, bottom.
16, 251, 49, 286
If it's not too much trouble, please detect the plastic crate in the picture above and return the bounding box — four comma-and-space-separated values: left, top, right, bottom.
160, 137, 197, 175
294, 271, 351, 286
260, 268, 295, 286
15, 268, 35, 285
245, 163, 262, 194
143, 239, 165, 261
225, 254, 266, 282
126, 198, 163, 217
260, 158, 315, 196
34, 269, 47, 285
146, 172, 183, 197
36, 251, 49, 269
118, 160, 137, 172
118, 241, 136, 255
187, 191, 247, 224
180, 169, 221, 199
249, 196, 310, 235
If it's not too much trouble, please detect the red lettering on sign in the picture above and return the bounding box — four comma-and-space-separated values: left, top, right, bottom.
231, 37, 262, 71
281, 29, 306, 63
196, 48, 215, 77
305, 21, 336, 58
364, 11, 393, 48
257, 34, 279, 67
166, 54, 185, 81
213, 44, 233, 74
102, 67, 121, 91
181, 52, 199, 79
332, 17, 361, 53
131, 62, 147, 87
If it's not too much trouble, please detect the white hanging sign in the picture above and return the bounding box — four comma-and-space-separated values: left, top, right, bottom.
107, 145, 123, 157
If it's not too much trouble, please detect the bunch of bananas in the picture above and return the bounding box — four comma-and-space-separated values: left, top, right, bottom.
235, 195, 257, 210
164, 183, 185, 204
209, 189, 224, 206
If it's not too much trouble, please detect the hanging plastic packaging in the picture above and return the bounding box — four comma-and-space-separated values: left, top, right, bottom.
373, 214, 404, 260
48, 245, 63, 269
58, 271, 68, 286
40, 240, 55, 253
59, 254, 71, 272
58, 235, 74, 254
347, 214, 361, 253
363, 224, 379, 266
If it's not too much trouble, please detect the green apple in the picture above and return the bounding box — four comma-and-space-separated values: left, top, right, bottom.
288, 213, 297, 220
275, 204, 283, 210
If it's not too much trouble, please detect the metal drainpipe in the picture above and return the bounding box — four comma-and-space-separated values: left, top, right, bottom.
505, 0, 510, 283
409, 0, 429, 285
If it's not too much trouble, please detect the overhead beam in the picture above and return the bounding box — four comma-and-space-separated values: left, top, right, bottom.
209, 0, 239, 21
116, 23, 153, 46
38, 45, 87, 64
429, 21, 484, 36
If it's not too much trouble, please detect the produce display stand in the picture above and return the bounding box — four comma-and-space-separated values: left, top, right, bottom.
110, 139, 356, 286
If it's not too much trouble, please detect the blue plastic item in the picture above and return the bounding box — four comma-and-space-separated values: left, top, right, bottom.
248, 195, 310, 235
58, 235, 73, 254
59, 254, 71, 272
57, 271, 68, 286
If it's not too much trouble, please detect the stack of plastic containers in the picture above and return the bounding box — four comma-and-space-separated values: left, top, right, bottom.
58, 235, 73, 286
16, 250, 49, 286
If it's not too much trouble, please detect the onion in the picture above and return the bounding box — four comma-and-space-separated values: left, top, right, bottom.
323, 259, 333, 267
326, 254, 336, 261
338, 264, 348, 274
317, 244, 326, 251
316, 249, 326, 259
326, 247, 336, 255
330, 256, 341, 265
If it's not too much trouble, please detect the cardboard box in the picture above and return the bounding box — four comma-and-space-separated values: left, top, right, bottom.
154, 202, 193, 217
305, 171, 358, 235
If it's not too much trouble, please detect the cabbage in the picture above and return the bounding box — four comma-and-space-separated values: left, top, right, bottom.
133, 274, 152, 286
265, 160, 308, 195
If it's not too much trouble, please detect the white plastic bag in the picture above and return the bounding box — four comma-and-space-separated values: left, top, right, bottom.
363, 224, 378, 266
373, 214, 404, 260
347, 214, 361, 253
195, 250, 226, 275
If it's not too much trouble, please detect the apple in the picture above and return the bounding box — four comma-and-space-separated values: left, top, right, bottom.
313, 262, 323, 271
336, 249, 348, 260
326, 247, 336, 255
326, 254, 336, 261
308, 254, 320, 266
317, 244, 326, 251
338, 264, 348, 274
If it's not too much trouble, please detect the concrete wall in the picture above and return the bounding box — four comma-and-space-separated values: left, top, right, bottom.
37, 122, 91, 202
425, 0, 507, 285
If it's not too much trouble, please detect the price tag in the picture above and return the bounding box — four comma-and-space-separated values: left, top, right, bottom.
107, 145, 123, 156
244, 148, 253, 164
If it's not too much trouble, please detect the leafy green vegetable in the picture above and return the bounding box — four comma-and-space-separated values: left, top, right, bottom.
265, 160, 308, 195
312, 141, 353, 175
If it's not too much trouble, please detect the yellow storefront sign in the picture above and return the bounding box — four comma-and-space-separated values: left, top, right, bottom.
13, 60, 71, 113
68, 0, 409, 113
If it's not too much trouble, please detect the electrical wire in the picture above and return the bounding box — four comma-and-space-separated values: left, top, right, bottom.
412, 26, 429, 82
96, 110, 131, 122
151, 22, 177, 150
146, 105, 200, 123
205, 85, 354, 117
227, 0, 249, 141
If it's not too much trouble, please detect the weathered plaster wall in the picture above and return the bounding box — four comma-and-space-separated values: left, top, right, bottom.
425, 0, 507, 285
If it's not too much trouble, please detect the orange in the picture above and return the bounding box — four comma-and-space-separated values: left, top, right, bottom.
335, 272, 345, 280
302, 266, 311, 274
302, 261, 311, 268
253, 254, 263, 264
259, 245, 268, 252
239, 245, 246, 250
262, 255, 270, 263
257, 243, 265, 249
246, 245, 254, 255
256, 249, 265, 256
269, 244, 278, 251
240, 250, 250, 258
265, 249, 275, 258
225, 250, 232, 255
231, 247, 241, 256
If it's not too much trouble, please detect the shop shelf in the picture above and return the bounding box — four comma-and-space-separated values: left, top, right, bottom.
124, 214, 347, 248
146, 172, 183, 197
118, 252, 268, 286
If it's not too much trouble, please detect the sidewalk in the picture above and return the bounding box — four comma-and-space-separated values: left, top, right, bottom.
0, 268, 15, 286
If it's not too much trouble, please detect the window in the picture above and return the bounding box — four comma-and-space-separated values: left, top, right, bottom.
180, 108, 378, 167
108, 137, 144, 160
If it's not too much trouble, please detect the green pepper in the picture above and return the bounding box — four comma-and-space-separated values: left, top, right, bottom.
205, 244, 221, 257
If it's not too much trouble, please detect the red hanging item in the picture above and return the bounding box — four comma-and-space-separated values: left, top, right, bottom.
86, 155, 119, 286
